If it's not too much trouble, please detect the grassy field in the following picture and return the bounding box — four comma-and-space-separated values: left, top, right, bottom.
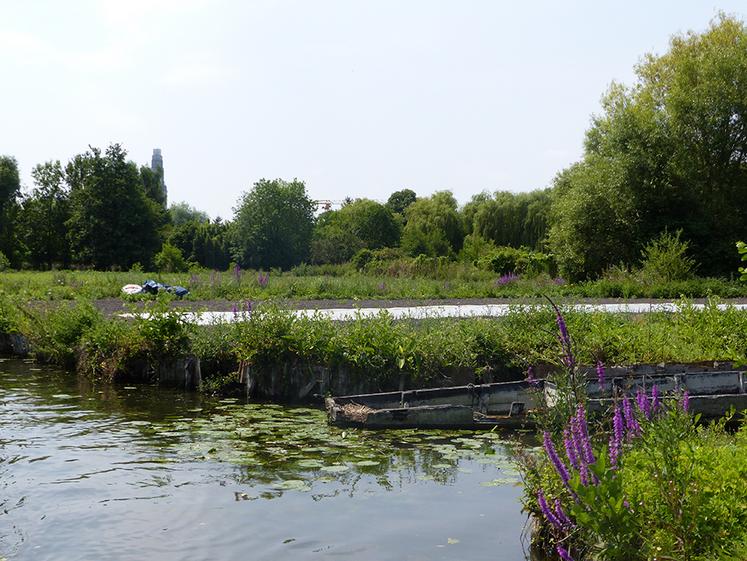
2, 268, 747, 302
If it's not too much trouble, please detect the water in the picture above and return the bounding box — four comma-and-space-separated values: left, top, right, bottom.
0, 359, 531, 561
139, 301, 747, 323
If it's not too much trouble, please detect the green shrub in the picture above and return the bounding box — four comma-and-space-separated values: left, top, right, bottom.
351, 248, 375, 271
28, 301, 103, 367
638, 229, 696, 283
0, 251, 10, 272
154, 243, 188, 273
479, 246, 555, 276
132, 299, 194, 358
78, 318, 139, 380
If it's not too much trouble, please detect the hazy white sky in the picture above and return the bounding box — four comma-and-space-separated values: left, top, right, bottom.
2, 1, 745, 219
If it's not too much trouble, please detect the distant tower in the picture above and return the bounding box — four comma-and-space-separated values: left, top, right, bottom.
150, 148, 167, 206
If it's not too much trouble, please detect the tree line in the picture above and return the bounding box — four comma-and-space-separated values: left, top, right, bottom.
2, 15, 746, 280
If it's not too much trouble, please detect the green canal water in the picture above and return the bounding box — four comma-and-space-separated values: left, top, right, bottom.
1, 358, 531, 561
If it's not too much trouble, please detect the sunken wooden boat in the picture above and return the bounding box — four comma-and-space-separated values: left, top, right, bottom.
576, 367, 747, 418
325, 380, 540, 429
326, 365, 747, 429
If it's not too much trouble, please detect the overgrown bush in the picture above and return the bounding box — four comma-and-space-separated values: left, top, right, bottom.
478, 245, 555, 276
154, 243, 189, 273
638, 230, 696, 283
27, 301, 103, 367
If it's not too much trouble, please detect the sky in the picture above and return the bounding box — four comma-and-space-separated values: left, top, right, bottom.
2, 1, 746, 219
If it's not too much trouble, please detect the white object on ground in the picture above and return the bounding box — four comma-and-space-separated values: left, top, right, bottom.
121, 284, 143, 295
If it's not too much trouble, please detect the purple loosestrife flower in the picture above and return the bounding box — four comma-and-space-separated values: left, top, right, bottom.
623, 397, 640, 439
556, 545, 575, 561
596, 360, 606, 388
553, 277, 567, 285
651, 384, 661, 415
232, 304, 238, 317
573, 404, 595, 465
246, 300, 253, 313
563, 428, 580, 470
257, 271, 269, 288
537, 490, 563, 531
543, 431, 570, 486
526, 366, 540, 387
234, 263, 242, 283
682, 390, 690, 412
554, 499, 573, 529
609, 405, 624, 468
495, 272, 519, 286
578, 462, 590, 486
554, 308, 575, 370
636, 387, 652, 419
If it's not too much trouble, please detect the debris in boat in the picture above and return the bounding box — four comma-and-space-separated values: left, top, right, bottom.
341, 402, 375, 423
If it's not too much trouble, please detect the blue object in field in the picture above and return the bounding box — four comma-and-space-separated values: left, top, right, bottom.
141, 280, 189, 299
142, 280, 163, 294
172, 286, 189, 298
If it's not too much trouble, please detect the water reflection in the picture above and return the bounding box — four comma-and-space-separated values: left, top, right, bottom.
1, 358, 530, 561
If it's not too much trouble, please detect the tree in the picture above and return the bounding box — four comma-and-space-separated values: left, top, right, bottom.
464, 189, 552, 250
169, 201, 209, 226
310, 199, 400, 263
19, 160, 71, 268
0, 156, 21, 265
66, 144, 162, 269
192, 220, 231, 270
231, 179, 315, 269
140, 165, 167, 208
549, 14, 747, 278
386, 188, 417, 216
401, 191, 464, 257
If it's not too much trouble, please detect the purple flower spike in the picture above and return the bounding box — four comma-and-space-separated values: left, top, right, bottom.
543, 432, 570, 486
651, 385, 661, 415
609, 405, 624, 467
636, 387, 652, 419
232, 304, 238, 316
556, 545, 575, 561
682, 390, 690, 412
537, 490, 563, 531
563, 428, 580, 470
578, 461, 590, 486
257, 271, 269, 288
596, 360, 606, 388
622, 397, 640, 439
246, 300, 253, 313
496, 272, 520, 286
554, 499, 573, 529
526, 366, 539, 386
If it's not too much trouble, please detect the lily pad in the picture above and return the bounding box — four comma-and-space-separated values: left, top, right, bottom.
273, 479, 310, 491
320, 464, 350, 473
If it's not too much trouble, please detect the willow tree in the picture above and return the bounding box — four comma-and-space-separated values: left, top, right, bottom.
549, 15, 747, 279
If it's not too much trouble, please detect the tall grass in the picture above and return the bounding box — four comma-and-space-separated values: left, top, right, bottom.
1, 268, 746, 301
